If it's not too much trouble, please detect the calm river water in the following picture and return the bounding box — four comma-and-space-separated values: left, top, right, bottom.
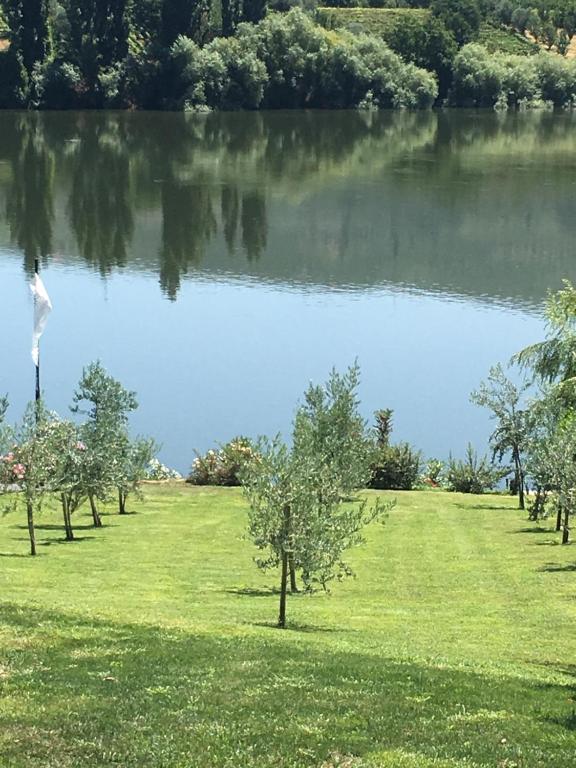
0, 109, 571, 472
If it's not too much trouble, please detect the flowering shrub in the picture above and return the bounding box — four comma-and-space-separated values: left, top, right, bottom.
145, 459, 183, 481
188, 437, 258, 486
0, 451, 26, 482
421, 458, 445, 488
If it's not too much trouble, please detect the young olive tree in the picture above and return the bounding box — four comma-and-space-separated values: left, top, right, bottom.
242, 365, 392, 629
116, 435, 157, 515
471, 363, 530, 509
71, 361, 138, 517
1, 403, 62, 555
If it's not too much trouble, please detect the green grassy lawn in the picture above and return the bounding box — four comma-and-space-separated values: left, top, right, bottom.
1, 485, 576, 767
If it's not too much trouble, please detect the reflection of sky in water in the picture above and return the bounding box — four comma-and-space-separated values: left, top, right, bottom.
0, 260, 544, 473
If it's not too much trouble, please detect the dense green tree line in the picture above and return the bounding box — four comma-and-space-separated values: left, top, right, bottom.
0, 6, 436, 109
1, 0, 576, 108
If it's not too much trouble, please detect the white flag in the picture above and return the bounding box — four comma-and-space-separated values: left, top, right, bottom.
30, 274, 52, 367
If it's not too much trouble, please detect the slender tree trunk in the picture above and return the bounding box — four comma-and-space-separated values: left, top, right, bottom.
61, 494, 74, 541
562, 504, 570, 544
512, 450, 525, 510
89, 494, 102, 527
26, 500, 36, 556
556, 502, 563, 532
118, 488, 126, 515
289, 554, 298, 593
278, 550, 288, 629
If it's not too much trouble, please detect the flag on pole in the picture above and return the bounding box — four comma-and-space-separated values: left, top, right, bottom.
30, 274, 52, 367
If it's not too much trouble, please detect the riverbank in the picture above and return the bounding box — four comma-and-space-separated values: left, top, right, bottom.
1, 484, 575, 766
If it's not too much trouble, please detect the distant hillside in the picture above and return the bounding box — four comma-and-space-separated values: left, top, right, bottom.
317, 8, 539, 57
477, 22, 539, 55
317, 7, 431, 36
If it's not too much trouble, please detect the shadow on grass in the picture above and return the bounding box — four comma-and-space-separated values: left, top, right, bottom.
513, 527, 551, 534
539, 563, 576, 572
0, 552, 35, 558
0, 602, 575, 768
13, 523, 102, 532
39, 536, 96, 547
225, 587, 281, 597
453, 503, 513, 511
252, 620, 340, 634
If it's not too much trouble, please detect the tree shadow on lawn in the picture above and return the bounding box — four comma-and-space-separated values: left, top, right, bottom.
539, 562, 576, 573
0, 552, 36, 558
512, 527, 551, 534
38, 536, 96, 547
12, 523, 102, 532
225, 587, 281, 597
0, 602, 576, 768
453, 503, 513, 511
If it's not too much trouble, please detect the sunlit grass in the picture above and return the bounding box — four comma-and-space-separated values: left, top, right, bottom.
1, 484, 575, 767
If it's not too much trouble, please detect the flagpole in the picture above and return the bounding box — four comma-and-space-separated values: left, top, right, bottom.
34, 259, 41, 404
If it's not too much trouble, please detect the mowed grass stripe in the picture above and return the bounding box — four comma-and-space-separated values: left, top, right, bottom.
1, 485, 576, 767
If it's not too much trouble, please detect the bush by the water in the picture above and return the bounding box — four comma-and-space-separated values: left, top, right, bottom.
168, 9, 438, 110
450, 43, 576, 107
145, 459, 183, 481
317, 8, 457, 97
367, 409, 421, 490
369, 442, 422, 490
446, 444, 506, 494
188, 437, 257, 486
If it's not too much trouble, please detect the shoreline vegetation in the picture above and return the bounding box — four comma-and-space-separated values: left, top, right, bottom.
2, 2, 576, 110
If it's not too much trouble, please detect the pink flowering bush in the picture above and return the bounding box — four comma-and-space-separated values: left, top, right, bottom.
188, 437, 258, 486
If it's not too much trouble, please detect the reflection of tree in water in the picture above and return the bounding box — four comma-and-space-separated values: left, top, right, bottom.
159, 178, 217, 300
241, 191, 267, 262
3, 109, 576, 304
67, 116, 134, 274
4, 114, 54, 276
221, 185, 240, 253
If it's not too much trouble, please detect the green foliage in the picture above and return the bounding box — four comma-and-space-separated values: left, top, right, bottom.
369, 442, 421, 490
160, 0, 213, 45
242, 0, 268, 23
431, 0, 482, 46
49, 0, 131, 105
471, 363, 529, 507
35, 59, 83, 108
71, 361, 141, 511
513, 279, 576, 402
450, 42, 576, 107
446, 444, 506, 494
169, 9, 437, 110
422, 457, 444, 486
477, 21, 539, 55
368, 408, 421, 490
242, 365, 390, 625
145, 458, 183, 480
0, 395, 7, 426
188, 437, 257, 485
0, 48, 28, 107
4, 0, 52, 82
316, 7, 456, 97
317, 7, 432, 38
292, 363, 374, 496
116, 436, 157, 513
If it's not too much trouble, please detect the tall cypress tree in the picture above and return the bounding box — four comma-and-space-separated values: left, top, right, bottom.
5, 0, 51, 81
221, 0, 242, 37
63, 0, 130, 100
160, 0, 212, 46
